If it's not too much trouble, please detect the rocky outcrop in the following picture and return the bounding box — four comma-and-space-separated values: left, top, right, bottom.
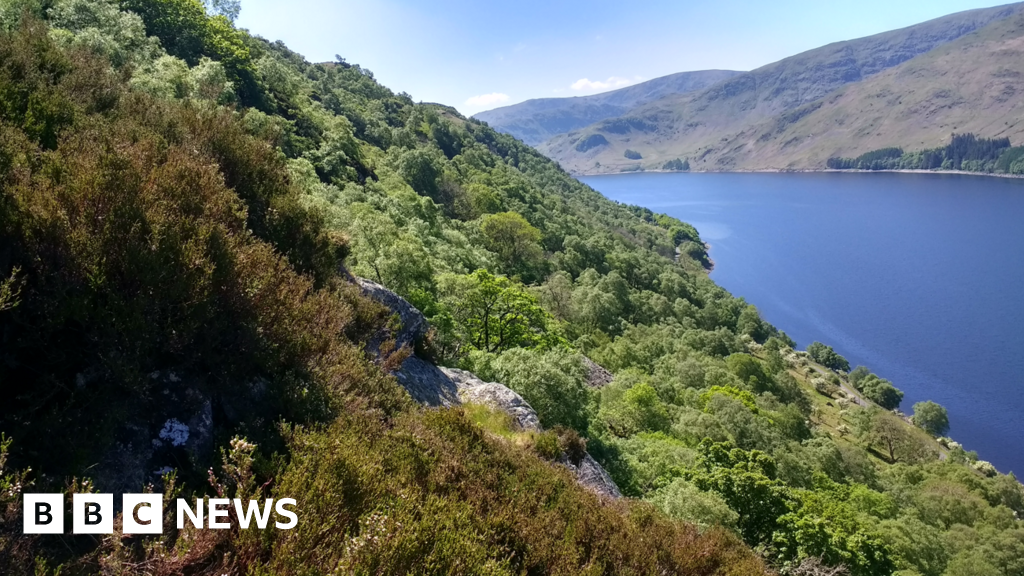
583, 357, 614, 388
356, 277, 622, 499
561, 453, 623, 499
441, 367, 542, 431
356, 277, 428, 354
394, 356, 460, 407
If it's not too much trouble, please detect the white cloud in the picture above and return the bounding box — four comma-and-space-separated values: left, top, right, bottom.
570, 76, 642, 92
464, 92, 510, 107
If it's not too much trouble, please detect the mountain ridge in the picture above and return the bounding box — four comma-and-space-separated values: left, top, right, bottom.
537, 1, 1024, 173
473, 69, 742, 145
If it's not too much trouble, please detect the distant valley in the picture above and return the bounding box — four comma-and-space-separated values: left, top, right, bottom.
476, 2, 1024, 174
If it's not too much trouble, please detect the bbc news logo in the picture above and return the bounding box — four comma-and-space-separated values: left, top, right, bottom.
23, 494, 297, 534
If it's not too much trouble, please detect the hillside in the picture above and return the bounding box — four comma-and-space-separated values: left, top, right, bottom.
700, 11, 1024, 170
538, 2, 1024, 173
473, 69, 741, 145
1, 2, 1023, 576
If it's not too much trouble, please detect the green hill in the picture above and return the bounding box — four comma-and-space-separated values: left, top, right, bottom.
1, 2, 1022, 576
539, 2, 1024, 173
473, 69, 741, 145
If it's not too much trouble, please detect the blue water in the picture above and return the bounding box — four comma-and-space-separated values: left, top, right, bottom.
581, 172, 1024, 475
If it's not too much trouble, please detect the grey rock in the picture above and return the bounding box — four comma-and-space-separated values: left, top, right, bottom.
356, 277, 428, 354
353, 278, 622, 498
582, 356, 614, 389
394, 355, 460, 407
441, 367, 542, 432
561, 452, 623, 499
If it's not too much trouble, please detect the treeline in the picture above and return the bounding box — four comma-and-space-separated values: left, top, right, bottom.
827, 133, 1024, 174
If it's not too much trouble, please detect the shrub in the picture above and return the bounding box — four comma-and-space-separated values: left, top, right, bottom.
806, 342, 850, 372
911, 400, 949, 436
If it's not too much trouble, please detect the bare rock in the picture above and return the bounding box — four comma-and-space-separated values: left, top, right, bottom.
440, 367, 542, 432
394, 355, 460, 407
561, 452, 623, 499
582, 356, 614, 388
356, 277, 428, 354
353, 277, 621, 498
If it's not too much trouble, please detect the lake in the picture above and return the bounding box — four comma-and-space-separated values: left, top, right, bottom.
581, 171, 1024, 475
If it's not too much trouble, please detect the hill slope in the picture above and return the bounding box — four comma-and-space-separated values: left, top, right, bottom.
539, 2, 1024, 173
702, 11, 1024, 170
473, 69, 741, 145
1, 2, 1023, 576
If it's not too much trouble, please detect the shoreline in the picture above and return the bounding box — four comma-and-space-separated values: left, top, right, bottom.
575, 168, 1024, 180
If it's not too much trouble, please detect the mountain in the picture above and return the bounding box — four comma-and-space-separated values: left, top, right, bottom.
707, 10, 1024, 170
473, 69, 742, 145
3, 2, 1024, 576
538, 2, 1024, 173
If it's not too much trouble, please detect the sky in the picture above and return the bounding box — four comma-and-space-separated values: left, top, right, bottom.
236, 0, 1009, 116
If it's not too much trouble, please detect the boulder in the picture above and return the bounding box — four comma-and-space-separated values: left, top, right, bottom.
561, 453, 623, 499
582, 356, 614, 388
441, 367, 542, 431
354, 277, 621, 498
394, 355, 460, 407
356, 277, 427, 354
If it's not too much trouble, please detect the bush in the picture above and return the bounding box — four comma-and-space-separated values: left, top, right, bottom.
912, 400, 949, 436
477, 348, 596, 434
806, 342, 850, 372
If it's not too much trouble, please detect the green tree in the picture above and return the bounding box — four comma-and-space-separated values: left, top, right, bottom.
856, 373, 904, 410
436, 269, 557, 355
646, 477, 739, 532
726, 353, 771, 392
868, 411, 931, 463
480, 211, 544, 279
912, 401, 950, 436
806, 341, 850, 372
484, 348, 595, 434
348, 207, 433, 298
942, 550, 1001, 576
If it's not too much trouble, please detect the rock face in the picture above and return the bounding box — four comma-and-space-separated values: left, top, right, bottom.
583, 357, 614, 389
356, 277, 622, 499
357, 277, 428, 354
394, 356, 460, 407
441, 367, 542, 431
92, 370, 218, 496
561, 453, 623, 499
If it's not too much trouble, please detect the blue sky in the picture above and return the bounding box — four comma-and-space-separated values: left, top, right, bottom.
236, 0, 1008, 116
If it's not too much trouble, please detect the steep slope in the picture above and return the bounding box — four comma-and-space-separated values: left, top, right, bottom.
3, 3, 1024, 576
473, 69, 741, 145
702, 11, 1024, 170
539, 2, 1024, 173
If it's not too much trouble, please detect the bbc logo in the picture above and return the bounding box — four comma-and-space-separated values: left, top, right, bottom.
24, 494, 298, 534
24, 494, 163, 534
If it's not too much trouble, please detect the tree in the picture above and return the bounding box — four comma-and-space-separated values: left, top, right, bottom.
806, 342, 850, 372
912, 401, 950, 436
868, 411, 931, 463
348, 207, 433, 298
0, 268, 22, 313
484, 348, 595, 434
856, 374, 904, 410
480, 211, 544, 279
726, 353, 771, 392
203, 0, 240, 22
646, 477, 739, 532
436, 269, 557, 355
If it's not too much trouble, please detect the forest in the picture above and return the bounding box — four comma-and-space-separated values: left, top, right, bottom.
827, 133, 1024, 174
0, 1, 1022, 575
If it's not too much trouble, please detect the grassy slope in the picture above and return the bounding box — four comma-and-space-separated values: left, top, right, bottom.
537, 2, 1024, 173
709, 12, 1024, 170
473, 70, 742, 146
